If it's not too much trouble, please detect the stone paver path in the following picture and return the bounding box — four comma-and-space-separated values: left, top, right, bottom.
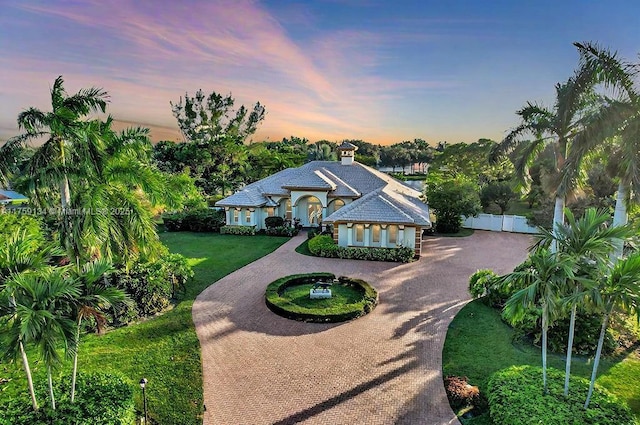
193, 231, 531, 424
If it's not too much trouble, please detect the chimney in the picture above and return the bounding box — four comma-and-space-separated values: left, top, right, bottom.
337, 141, 358, 165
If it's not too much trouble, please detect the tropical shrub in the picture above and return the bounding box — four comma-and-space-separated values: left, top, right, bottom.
487, 365, 634, 425
307, 234, 415, 262
108, 254, 193, 322
162, 208, 225, 232
468, 269, 498, 300
265, 226, 298, 237
504, 309, 616, 355
0, 372, 135, 425
264, 216, 284, 228
220, 225, 256, 236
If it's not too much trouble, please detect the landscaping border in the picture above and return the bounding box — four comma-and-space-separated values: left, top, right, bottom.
264, 273, 378, 323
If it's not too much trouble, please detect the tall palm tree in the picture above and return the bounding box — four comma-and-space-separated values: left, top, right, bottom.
68, 118, 171, 265
0, 229, 62, 411
14, 75, 108, 209
500, 249, 574, 393
490, 67, 599, 252
559, 42, 640, 258
535, 208, 634, 396
69, 259, 127, 403
583, 252, 640, 408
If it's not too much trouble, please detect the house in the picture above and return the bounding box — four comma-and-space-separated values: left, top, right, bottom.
216, 142, 431, 256
0, 189, 28, 205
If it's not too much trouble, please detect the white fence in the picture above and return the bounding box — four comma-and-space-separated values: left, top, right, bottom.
462, 214, 540, 234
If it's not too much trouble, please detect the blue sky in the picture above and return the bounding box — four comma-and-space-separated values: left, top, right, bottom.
1, 0, 638, 145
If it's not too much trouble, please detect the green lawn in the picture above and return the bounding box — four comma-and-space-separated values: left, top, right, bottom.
0, 233, 289, 425
442, 299, 640, 424
280, 283, 363, 310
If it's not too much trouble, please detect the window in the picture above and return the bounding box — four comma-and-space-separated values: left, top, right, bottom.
285, 199, 292, 220
355, 224, 364, 243
332, 199, 345, 213
245, 210, 251, 223
266, 207, 275, 217
307, 196, 323, 225
388, 225, 397, 244
233, 209, 240, 223
372, 225, 380, 243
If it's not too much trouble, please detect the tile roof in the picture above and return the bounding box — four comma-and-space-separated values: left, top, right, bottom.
215, 160, 430, 227
323, 187, 430, 226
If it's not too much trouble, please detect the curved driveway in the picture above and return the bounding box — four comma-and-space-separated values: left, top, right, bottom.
193, 231, 531, 424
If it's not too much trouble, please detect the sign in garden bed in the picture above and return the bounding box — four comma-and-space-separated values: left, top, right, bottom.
264, 272, 378, 323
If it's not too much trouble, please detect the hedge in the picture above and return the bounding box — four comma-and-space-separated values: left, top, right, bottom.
265, 226, 299, 237
220, 225, 256, 235
162, 208, 225, 232
0, 372, 135, 425
487, 365, 634, 425
265, 273, 378, 323
307, 234, 415, 263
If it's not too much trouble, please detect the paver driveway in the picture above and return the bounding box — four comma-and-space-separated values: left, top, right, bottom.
193, 231, 531, 425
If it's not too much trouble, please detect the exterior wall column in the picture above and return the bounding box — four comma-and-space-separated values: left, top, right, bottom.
414, 227, 422, 257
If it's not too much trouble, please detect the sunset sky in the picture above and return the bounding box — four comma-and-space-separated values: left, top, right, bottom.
1, 0, 639, 145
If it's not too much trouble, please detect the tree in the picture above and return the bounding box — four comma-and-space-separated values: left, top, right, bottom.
307, 141, 337, 161
534, 208, 634, 396
559, 42, 640, 258
9, 76, 108, 209
170, 90, 265, 195
491, 66, 600, 252
424, 173, 482, 233
583, 252, 640, 408
480, 181, 516, 214
69, 259, 127, 403
8, 268, 79, 410
432, 139, 512, 185
0, 229, 58, 411
68, 119, 172, 265
500, 249, 574, 393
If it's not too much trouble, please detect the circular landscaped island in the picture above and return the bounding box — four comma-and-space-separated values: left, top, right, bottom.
265, 272, 378, 323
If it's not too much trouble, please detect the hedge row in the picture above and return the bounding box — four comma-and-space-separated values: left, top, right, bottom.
163, 208, 225, 232
220, 225, 256, 235
307, 235, 415, 263
0, 372, 135, 425
264, 273, 378, 323
487, 365, 634, 425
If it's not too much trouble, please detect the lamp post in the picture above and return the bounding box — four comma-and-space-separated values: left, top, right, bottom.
139, 378, 148, 424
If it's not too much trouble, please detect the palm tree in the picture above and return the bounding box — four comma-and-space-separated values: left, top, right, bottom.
558, 42, 640, 258
535, 208, 634, 396
12, 268, 79, 410
583, 252, 640, 408
500, 248, 574, 393
0, 229, 62, 411
13, 75, 108, 209
69, 259, 127, 403
490, 66, 599, 252
68, 118, 171, 265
